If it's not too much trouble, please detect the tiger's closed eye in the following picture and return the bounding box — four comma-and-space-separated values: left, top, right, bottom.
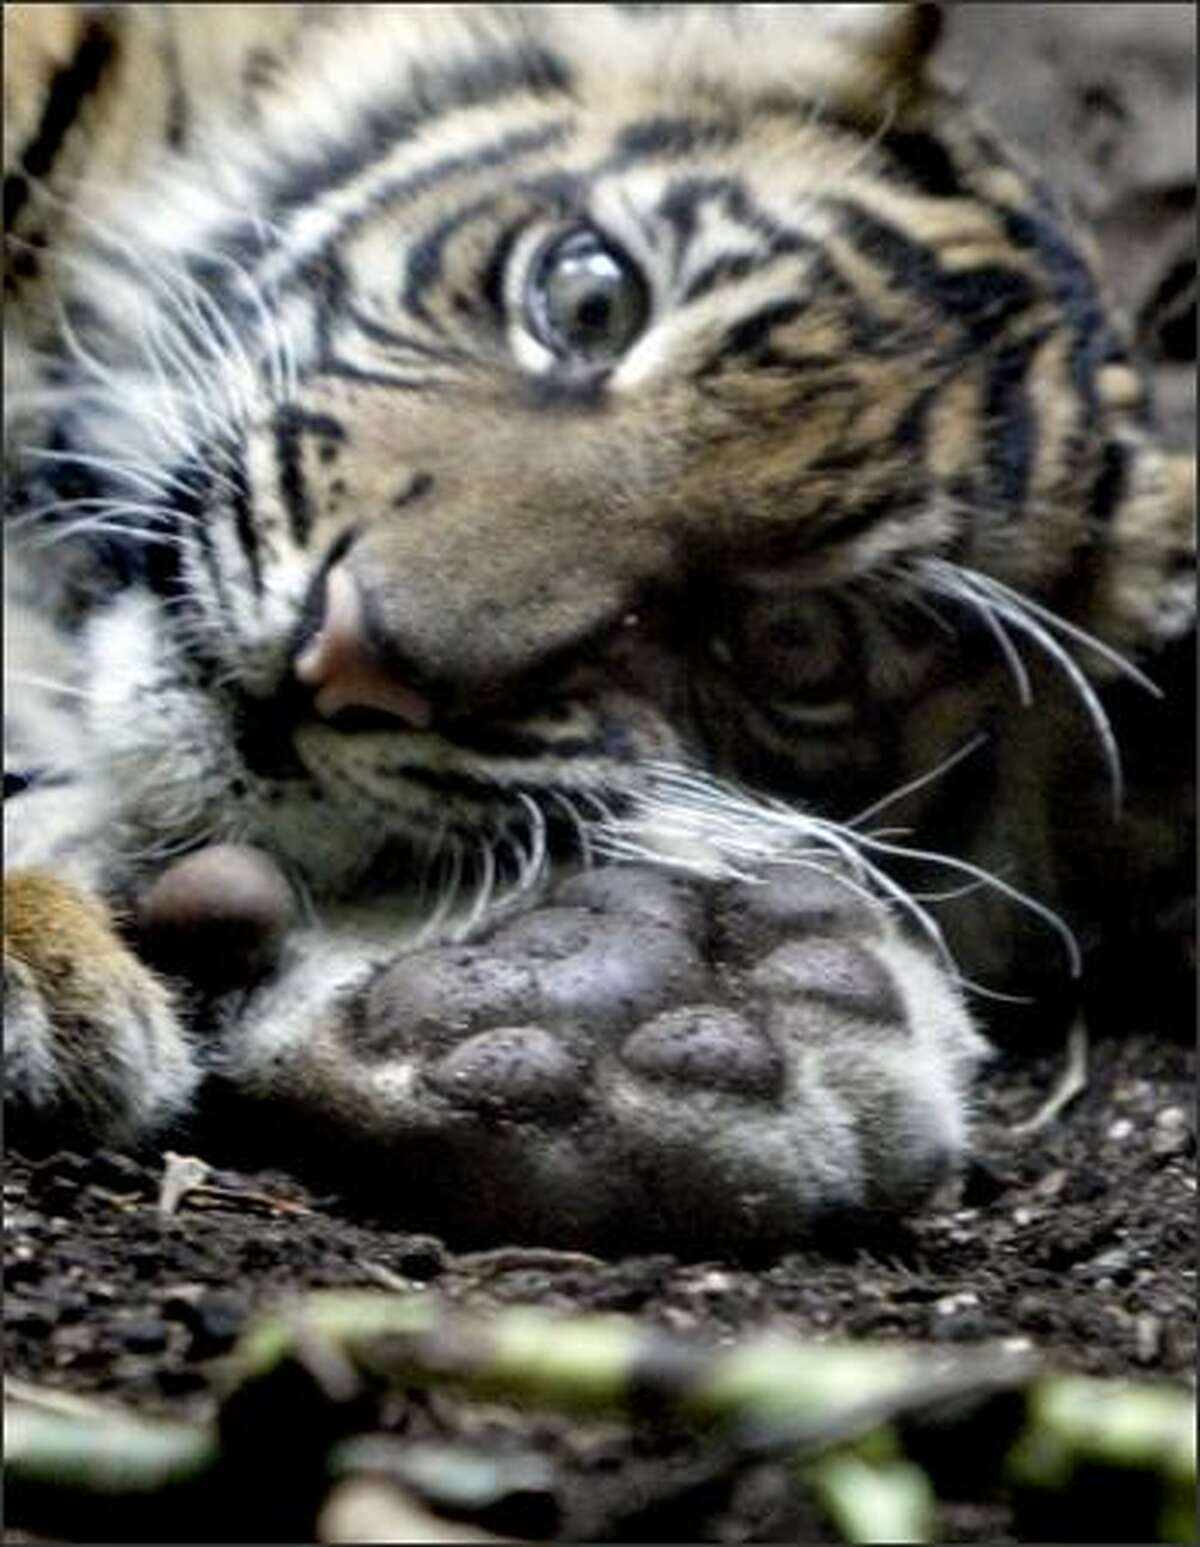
717, 594, 852, 689
525, 226, 649, 362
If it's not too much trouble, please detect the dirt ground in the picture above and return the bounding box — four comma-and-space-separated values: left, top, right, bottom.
4, 6, 1196, 1543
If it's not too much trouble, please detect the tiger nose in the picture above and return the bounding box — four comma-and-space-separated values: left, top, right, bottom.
294, 564, 434, 729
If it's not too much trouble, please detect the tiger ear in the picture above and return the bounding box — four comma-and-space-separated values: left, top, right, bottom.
798, 2, 943, 118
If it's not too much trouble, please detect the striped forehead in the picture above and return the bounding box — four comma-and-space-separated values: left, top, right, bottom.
215, 40, 867, 308
250, 126, 853, 335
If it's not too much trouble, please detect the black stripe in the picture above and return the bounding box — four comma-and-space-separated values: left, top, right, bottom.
196, 126, 570, 314
723, 298, 807, 358
682, 252, 763, 305
241, 46, 281, 100
385, 766, 510, 800
267, 45, 573, 218
875, 129, 963, 199
4, 18, 116, 229
482, 217, 529, 318
995, 187, 1124, 414
1089, 439, 1129, 527
278, 122, 572, 309
226, 439, 263, 596
892, 381, 941, 453
345, 123, 570, 246
826, 495, 921, 551
139, 530, 184, 601
305, 251, 350, 363
274, 408, 316, 546
344, 304, 467, 363
191, 492, 233, 626
272, 410, 346, 545
683, 221, 896, 361
288, 528, 359, 663
436, 726, 602, 760
656, 176, 795, 258
5, 770, 41, 799
834, 201, 1036, 345
159, 25, 189, 149
681, 233, 812, 306
402, 196, 501, 324
807, 250, 903, 355
983, 332, 1045, 513
316, 356, 450, 391
517, 167, 588, 212
392, 471, 435, 511
281, 409, 346, 443
609, 115, 740, 166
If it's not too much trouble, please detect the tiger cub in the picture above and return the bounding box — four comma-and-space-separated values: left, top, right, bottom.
4, 4, 1193, 1252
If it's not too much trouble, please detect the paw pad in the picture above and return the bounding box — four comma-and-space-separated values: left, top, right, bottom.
265, 863, 982, 1250
364, 949, 538, 1056
711, 868, 880, 959
621, 1006, 784, 1097
423, 1026, 586, 1118
525, 914, 704, 1033
749, 938, 903, 1021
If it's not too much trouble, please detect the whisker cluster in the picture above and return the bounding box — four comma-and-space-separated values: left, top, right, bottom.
919, 558, 1161, 816
592, 757, 1084, 993
7, 178, 298, 564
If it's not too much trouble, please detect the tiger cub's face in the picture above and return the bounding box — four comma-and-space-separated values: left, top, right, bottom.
65, 6, 1116, 897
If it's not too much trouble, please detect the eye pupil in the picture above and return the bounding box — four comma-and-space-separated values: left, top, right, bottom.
577, 294, 612, 332
528, 228, 648, 362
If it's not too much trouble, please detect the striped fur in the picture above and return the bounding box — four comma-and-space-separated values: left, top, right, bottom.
2, 5, 1194, 1218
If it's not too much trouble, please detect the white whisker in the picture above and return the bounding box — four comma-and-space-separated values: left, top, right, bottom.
842, 826, 1081, 979
21, 446, 172, 499
549, 788, 595, 868
6, 672, 94, 702
920, 559, 1152, 815
21, 519, 191, 552
595, 758, 1083, 989
849, 732, 991, 828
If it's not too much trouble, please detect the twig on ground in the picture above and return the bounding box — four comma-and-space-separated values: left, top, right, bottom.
5, 1292, 1195, 1544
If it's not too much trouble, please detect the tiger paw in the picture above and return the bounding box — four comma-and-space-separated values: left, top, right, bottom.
4, 871, 200, 1148
268, 865, 989, 1253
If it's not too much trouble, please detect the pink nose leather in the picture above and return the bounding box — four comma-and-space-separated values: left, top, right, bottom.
294, 565, 434, 729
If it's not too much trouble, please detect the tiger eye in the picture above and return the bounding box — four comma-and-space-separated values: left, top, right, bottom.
527, 227, 649, 362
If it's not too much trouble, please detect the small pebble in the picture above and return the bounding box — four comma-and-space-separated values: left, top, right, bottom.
161, 1283, 207, 1319
1106, 1117, 1134, 1143
55, 1292, 90, 1325
169, 1290, 248, 1357
1151, 1123, 1193, 1159
394, 1238, 446, 1282
1083, 1246, 1133, 1284
1134, 1314, 1163, 1365
120, 1319, 171, 1355
1033, 1168, 1068, 1199
934, 1290, 980, 1316
7, 1300, 53, 1338
4, 1249, 40, 1288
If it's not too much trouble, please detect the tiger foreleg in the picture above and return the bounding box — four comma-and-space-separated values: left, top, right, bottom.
3, 871, 200, 1149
